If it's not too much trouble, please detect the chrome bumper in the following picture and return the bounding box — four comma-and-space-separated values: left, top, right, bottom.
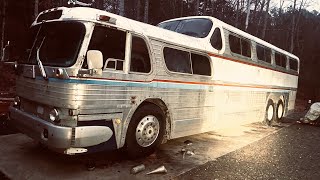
9, 107, 113, 153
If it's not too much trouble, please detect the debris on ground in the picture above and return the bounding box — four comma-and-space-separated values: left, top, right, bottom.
186, 150, 195, 156
146, 165, 167, 175
85, 161, 96, 171
184, 140, 193, 146
131, 164, 145, 174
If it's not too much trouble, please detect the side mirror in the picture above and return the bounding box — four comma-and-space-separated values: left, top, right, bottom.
87, 50, 103, 75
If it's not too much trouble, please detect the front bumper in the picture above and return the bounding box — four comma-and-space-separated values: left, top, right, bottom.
9, 107, 114, 154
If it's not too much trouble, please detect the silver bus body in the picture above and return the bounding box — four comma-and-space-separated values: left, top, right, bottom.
9, 7, 299, 155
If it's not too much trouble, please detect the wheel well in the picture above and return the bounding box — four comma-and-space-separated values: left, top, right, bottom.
266, 94, 285, 105
135, 99, 171, 142
266, 94, 286, 116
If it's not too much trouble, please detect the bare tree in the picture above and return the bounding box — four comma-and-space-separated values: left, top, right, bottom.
261, 0, 270, 39
293, 0, 308, 50
290, 0, 297, 53
34, 0, 39, 20
245, 0, 251, 31
235, 0, 240, 27
195, 0, 200, 15
143, 0, 149, 23
255, 0, 265, 36
1, 0, 7, 60
135, 0, 141, 21
118, 0, 125, 16
203, 0, 208, 15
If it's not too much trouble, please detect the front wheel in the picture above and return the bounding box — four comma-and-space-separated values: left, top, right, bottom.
125, 104, 165, 159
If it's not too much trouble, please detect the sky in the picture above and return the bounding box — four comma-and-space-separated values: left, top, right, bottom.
271, 0, 320, 13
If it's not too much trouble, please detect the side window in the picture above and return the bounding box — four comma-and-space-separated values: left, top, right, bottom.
256, 45, 264, 61
229, 34, 241, 54
265, 48, 271, 63
256, 44, 271, 63
210, 28, 222, 50
157, 20, 181, 31
87, 26, 126, 69
229, 33, 251, 58
191, 53, 211, 76
130, 36, 151, 73
163, 47, 192, 74
275, 52, 286, 68
289, 58, 298, 71
241, 39, 251, 57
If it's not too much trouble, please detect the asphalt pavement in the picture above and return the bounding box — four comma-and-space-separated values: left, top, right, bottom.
178, 123, 320, 180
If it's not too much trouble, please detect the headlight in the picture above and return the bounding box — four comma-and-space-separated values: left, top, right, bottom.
13, 96, 21, 108
49, 108, 60, 123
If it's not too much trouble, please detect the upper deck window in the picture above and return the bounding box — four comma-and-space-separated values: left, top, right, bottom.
229, 34, 251, 58
229, 35, 241, 54
158, 18, 213, 38
275, 52, 287, 68
26, 22, 85, 67
210, 28, 222, 50
256, 44, 271, 63
289, 58, 298, 71
158, 21, 180, 31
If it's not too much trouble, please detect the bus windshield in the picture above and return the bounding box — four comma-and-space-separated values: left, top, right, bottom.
25, 21, 85, 67
157, 18, 213, 38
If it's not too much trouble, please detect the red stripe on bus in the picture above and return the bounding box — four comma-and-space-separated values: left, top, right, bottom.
207, 52, 299, 77
153, 79, 295, 91
70, 76, 296, 91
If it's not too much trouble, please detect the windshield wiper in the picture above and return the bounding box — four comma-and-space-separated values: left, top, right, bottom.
36, 37, 48, 80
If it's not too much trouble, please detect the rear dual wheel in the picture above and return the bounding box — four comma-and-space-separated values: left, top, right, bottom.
265, 100, 275, 126
276, 100, 284, 121
265, 99, 284, 126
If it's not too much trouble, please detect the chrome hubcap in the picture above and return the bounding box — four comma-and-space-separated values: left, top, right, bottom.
278, 103, 283, 119
136, 115, 160, 147
267, 105, 274, 121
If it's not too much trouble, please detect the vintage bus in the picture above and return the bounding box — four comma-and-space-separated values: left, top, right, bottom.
9, 7, 299, 157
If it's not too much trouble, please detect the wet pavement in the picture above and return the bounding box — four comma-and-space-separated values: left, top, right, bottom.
0, 122, 286, 180
178, 122, 320, 180
1, 111, 316, 180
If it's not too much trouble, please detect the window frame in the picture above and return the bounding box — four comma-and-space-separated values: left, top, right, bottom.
129, 34, 153, 74
228, 33, 252, 59
289, 57, 299, 71
275, 52, 287, 69
190, 52, 212, 76
256, 44, 272, 64
210, 27, 223, 51
88, 24, 127, 71
162, 45, 212, 77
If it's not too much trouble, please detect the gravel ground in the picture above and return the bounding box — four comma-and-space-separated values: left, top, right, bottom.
178, 122, 320, 180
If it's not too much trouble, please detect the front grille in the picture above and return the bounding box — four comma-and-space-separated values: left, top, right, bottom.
20, 98, 51, 122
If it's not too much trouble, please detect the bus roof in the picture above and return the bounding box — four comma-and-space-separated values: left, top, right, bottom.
35, 7, 299, 62
34, 7, 208, 53
159, 16, 299, 61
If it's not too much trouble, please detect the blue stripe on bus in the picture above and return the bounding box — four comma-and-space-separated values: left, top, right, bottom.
39, 77, 209, 90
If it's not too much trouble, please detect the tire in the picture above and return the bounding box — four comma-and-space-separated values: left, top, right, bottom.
125, 104, 165, 159
275, 100, 284, 122
265, 99, 275, 126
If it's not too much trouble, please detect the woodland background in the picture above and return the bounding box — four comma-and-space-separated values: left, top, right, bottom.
0, 0, 320, 102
